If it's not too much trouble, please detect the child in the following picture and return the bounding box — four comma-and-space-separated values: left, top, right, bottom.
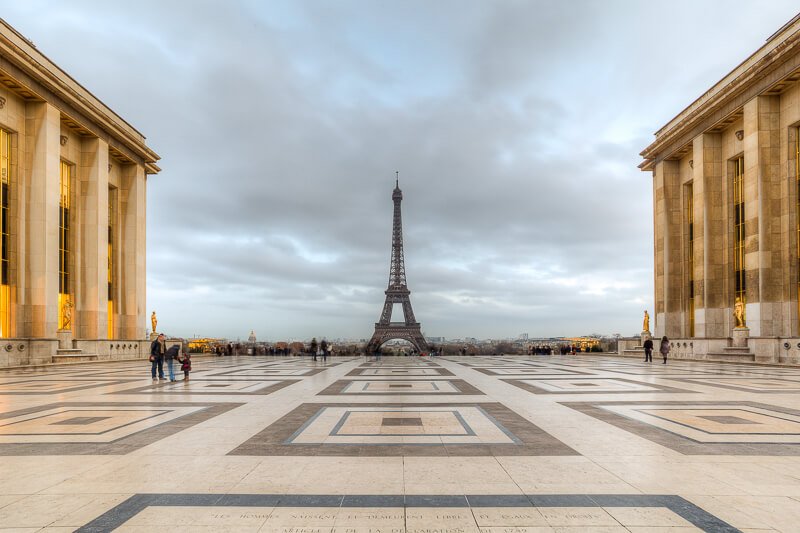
179, 352, 192, 380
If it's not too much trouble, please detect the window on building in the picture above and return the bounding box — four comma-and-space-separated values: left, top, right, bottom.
58, 161, 72, 330
733, 155, 746, 320
108, 187, 115, 339
687, 182, 694, 337
0, 128, 10, 337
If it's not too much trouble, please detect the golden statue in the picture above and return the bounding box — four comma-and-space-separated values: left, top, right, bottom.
151, 311, 157, 334
61, 295, 73, 331
734, 297, 746, 328
643, 310, 650, 332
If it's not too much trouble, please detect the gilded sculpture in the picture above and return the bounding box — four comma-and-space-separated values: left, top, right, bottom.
151, 311, 158, 334
643, 310, 650, 332
734, 297, 746, 328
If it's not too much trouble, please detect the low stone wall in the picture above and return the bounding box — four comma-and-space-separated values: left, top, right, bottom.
0, 337, 157, 369
73, 339, 150, 361
615, 336, 800, 366
0, 339, 58, 367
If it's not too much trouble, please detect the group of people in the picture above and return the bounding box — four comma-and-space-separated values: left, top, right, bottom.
642, 335, 671, 363
149, 333, 192, 381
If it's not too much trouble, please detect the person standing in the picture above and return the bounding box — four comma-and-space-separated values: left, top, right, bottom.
179, 352, 192, 380
659, 336, 671, 364
643, 337, 654, 363
165, 344, 180, 382
150, 333, 166, 380
320, 339, 328, 362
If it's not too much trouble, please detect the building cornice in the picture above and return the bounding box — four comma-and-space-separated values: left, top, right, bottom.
640, 13, 800, 172
0, 18, 160, 174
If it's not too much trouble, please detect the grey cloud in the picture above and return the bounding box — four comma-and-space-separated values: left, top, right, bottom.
2, 0, 796, 339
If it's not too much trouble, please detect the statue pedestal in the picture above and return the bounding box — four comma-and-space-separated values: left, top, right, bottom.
640, 330, 652, 346
56, 329, 73, 349
149, 332, 158, 341
732, 327, 749, 348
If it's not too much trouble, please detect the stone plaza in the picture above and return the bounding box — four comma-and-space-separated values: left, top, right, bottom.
1, 354, 800, 531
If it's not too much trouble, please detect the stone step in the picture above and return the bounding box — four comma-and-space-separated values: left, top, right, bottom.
722, 346, 752, 354
51, 353, 99, 364
706, 351, 755, 362
56, 348, 83, 355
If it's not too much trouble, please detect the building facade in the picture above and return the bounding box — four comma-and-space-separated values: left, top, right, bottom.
640, 14, 800, 363
0, 19, 160, 366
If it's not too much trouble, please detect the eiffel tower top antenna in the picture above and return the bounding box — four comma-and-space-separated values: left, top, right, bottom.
395, 170, 399, 188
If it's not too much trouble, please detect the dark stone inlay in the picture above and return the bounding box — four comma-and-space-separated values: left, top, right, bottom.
317, 379, 483, 396
562, 400, 800, 455
475, 367, 590, 376
676, 377, 800, 393
699, 415, 760, 425
229, 402, 577, 457
111, 379, 300, 396
75, 493, 741, 533
346, 367, 455, 377
0, 379, 134, 395
381, 417, 423, 426
503, 377, 689, 395
50, 416, 111, 426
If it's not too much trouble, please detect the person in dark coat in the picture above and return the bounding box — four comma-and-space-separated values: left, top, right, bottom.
150, 333, 165, 380
659, 336, 671, 364
165, 344, 180, 382
643, 337, 654, 363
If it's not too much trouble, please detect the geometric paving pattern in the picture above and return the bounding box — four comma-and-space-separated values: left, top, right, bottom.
0, 379, 132, 394
229, 402, 578, 456
112, 378, 299, 395
0, 401, 241, 455
3, 353, 800, 531
503, 377, 688, 394
563, 400, 800, 455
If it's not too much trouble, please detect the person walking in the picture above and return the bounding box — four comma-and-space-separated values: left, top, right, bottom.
659, 336, 671, 364
643, 337, 654, 363
165, 344, 180, 382
150, 333, 166, 380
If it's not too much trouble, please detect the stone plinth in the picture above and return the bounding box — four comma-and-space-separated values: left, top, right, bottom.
732, 327, 749, 348
56, 329, 73, 349
640, 331, 652, 346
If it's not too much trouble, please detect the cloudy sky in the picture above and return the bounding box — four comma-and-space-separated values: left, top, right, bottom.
3, 1, 799, 341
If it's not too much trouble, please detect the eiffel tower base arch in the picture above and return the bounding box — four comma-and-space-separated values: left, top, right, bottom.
366, 325, 429, 354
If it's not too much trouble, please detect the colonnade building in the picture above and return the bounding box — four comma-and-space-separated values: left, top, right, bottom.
640, 14, 800, 363
0, 20, 160, 366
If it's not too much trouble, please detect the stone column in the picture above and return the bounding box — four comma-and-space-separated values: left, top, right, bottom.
742, 96, 782, 336
75, 138, 108, 339
654, 159, 682, 338
22, 102, 60, 338
120, 163, 146, 339
693, 132, 724, 337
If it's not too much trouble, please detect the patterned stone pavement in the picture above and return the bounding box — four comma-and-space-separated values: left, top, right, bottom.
3, 354, 800, 531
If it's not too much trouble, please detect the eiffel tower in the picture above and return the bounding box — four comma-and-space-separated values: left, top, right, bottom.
367, 175, 429, 354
